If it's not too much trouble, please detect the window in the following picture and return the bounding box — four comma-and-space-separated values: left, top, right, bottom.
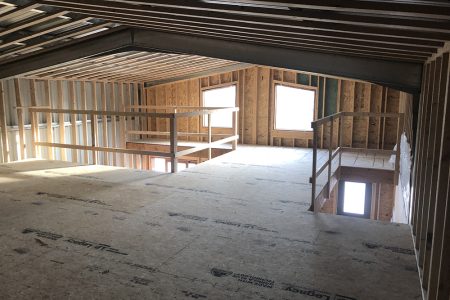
338, 181, 371, 218
152, 158, 166, 173
202, 85, 236, 128
274, 84, 315, 131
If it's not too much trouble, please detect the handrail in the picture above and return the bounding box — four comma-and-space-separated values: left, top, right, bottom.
311, 111, 403, 128
310, 111, 404, 213
27, 106, 239, 173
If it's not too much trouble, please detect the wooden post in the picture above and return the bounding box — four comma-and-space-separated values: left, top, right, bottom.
29, 79, 39, 158
30, 112, 37, 160
101, 82, 108, 165
119, 83, 126, 167
57, 80, 66, 161
80, 82, 89, 164
207, 113, 212, 160
110, 82, 117, 166
0, 81, 9, 162
170, 116, 177, 173
327, 119, 334, 197
44, 80, 53, 160
126, 83, 134, 168
69, 81, 78, 163
91, 82, 98, 164
14, 78, 25, 160
90, 113, 96, 162
232, 110, 238, 150
311, 123, 318, 212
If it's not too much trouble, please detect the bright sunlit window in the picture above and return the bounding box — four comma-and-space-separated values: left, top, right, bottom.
343, 181, 366, 215
275, 85, 315, 131
153, 158, 166, 173
202, 85, 236, 128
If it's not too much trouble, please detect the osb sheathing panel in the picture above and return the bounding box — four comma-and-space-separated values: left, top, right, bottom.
145, 66, 410, 149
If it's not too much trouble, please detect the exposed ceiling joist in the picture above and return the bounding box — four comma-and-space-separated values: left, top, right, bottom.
31, 0, 450, 65
0, 28, 423, 93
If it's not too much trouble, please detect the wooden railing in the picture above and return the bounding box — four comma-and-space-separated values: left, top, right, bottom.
310, 112, 404, 212
27, 106, 239, 173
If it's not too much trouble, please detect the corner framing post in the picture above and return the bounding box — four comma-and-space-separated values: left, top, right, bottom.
232, 110, 238, 150
311, 122, 318, 212
208, 113, 212, 160
170, 115, 177, 173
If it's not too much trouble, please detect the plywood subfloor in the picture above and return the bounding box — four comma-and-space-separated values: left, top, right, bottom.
0, 146, 420, 299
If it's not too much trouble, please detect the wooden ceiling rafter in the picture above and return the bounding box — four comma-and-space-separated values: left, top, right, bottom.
50, 53, 209, 79
40, 0, 450, 32
0, 1, 115, 63
38, 52, 163, 78
53, 10, 438, 56
19, 51, 247, 84
38, 0, 450, 43
34, 0, 450, 63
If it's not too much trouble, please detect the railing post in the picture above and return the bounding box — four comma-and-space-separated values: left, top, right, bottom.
207, 113, 212, 160
232, 110, 238, 150
170, 115, 178, 173
327, 118, 334, 198
90, 113, 96, 165
311, 122, 317, 212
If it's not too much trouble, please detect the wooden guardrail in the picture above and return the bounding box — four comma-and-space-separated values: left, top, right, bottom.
310, 111, 404, 212
28, 106, 239, 173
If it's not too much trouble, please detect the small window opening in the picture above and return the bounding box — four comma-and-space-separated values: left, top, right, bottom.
274, 84, 315, 131
338, 180, 371, 218
202, 85, 236, 128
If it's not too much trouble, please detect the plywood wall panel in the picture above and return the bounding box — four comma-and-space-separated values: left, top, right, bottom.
340, 81, 355, 147
243, 67, 257, 144
368, 85, 383, 149
384, 89, 401, 150
177, 81, 189, 140
144, 66, 409, 150
352, 82, 370, 148
257, 68, 270, 145
188, 79, 200, 141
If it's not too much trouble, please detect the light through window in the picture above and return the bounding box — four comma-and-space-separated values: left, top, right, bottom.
343, 181, 366, 215
153, 158, 166, 173
275, 85, 315, 131
202, 85, 236, 128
